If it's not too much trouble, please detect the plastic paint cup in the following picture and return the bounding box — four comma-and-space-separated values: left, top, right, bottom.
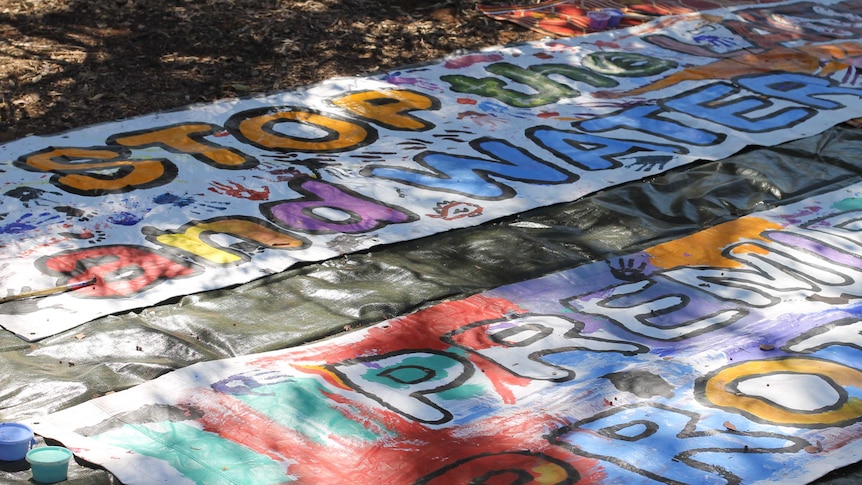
587, 10, 611, 30
0, 422, 35, 461
26, 446, 73, 483
604, 8, 623, 28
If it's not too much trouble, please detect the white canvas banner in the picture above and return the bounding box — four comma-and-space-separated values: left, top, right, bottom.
2, 0, 862, 339
27, 177, 862, 484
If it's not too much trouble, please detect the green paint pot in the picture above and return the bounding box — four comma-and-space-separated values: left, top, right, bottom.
26, 446, 73, 483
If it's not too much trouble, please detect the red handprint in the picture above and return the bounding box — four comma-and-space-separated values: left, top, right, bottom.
208, 180, 271, 201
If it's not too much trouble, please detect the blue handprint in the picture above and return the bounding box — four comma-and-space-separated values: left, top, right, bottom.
211, 370, 294, 396
692, 34, 738, 48
0, 212, 61, 234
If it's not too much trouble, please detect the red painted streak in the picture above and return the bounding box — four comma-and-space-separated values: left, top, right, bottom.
253, 295, 535, 403
183, 388, 342, 469
468, 353, 526, 404
208, 180, 271, 200
593, 40, 621, 49
443, 53, 505, 69
538, 111, 560, 118
252, 295, 524, 365
184, 386, 605, 483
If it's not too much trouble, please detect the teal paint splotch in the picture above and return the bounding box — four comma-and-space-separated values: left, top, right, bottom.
361, 354, 459, 389
833, 198, 862, 211
237, 377, 383, 444
93, 421, 291, 484
436, 383, 484, 400
445, 346, 469, 357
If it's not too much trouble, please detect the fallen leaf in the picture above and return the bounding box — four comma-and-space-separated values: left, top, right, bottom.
805, 441, 823, 453
226, 83, 251, 92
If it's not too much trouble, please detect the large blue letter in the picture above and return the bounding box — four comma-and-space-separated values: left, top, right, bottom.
577, 105, 724, 146
737, 72, 862, 110
528, 126, 685, 171
362, 137, 577, 200
664, 82, 813, 132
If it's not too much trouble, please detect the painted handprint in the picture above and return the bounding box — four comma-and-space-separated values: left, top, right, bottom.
692, 34, 739, 49
0, 211, 61, 235
211, 369, 294, 396
628, 154, 674, 172
3, 186, 63, 208
608, 257, 649, 282
152, 192, 196, 208
208, 180, 271, 201
382, 71, 441, 92
54, 205, 93, 222
58, 227, 107, 244
189, 200, 229, 216
152, 191, 230, 215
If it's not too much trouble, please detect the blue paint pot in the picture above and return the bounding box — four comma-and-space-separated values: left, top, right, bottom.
587, 10, 611, 30
0, 422, 36, 461
26, 446, 73, 483
604, 8, 623, 28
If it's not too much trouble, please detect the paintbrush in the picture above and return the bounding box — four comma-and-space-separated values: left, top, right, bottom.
622, 12, 659, 20
0, 277, 98, 304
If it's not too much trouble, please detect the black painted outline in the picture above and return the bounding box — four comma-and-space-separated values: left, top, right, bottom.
413, 450, 580, 485
225, 105, 379, 153
662, 81, 815, 133
442, 313, 648, 382
141, 214, 311, 267
14, 145, 177, 197
259, 176, 419, 235
328, 88, 441, 132
34, 243, 203, 298
694, 356, 862, 429
562, 280, 749, 341
526, 124, 685, 172
361, 136, 579, 201
547, 402, 808, 485
107, 122, 259, 171
327, 349, 475, 425
574, 103, 727, 147
782, 316, 862, 354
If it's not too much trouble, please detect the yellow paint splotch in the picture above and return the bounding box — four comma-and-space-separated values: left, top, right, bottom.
532, 461, 571, 483
646, 217, 783, 269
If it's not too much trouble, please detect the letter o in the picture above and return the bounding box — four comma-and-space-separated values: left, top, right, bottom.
226, 106, 377, 153
414, 451, 579, 485
697, 357, 862, 428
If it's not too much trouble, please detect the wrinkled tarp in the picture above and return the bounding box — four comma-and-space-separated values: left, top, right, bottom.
2, 124, 862, 483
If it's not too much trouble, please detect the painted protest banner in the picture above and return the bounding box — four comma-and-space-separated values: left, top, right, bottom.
27, 175, 862, 484
4, 0, 862, 340
476, 0, 756, 37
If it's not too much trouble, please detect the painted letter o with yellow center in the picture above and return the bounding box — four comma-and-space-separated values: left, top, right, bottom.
697, 357, 862, 428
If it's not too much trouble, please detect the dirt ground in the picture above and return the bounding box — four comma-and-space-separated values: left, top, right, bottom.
0, 0, 546, 141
